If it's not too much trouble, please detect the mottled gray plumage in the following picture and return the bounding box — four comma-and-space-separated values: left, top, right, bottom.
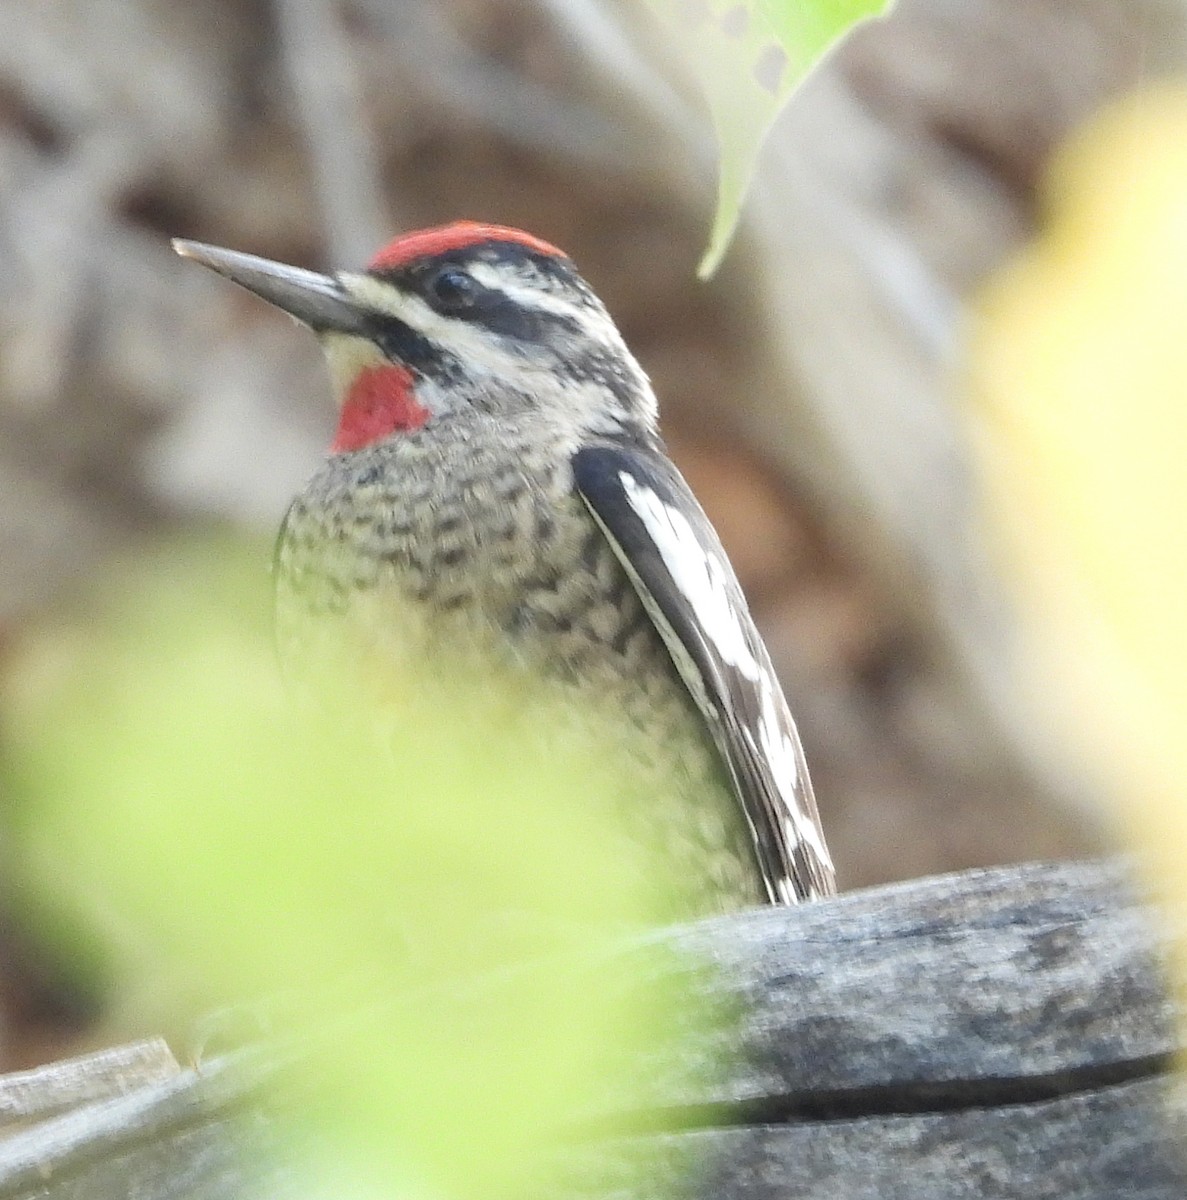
274, 409, 765, 912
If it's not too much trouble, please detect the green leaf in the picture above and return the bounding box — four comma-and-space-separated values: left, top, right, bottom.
4, 539, 721, 1199
648, 0, 891, 276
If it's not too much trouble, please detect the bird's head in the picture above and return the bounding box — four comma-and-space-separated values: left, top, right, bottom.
174, 222, 656, 453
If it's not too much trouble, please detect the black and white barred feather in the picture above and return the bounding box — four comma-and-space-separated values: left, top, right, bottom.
574, 438, 834, 903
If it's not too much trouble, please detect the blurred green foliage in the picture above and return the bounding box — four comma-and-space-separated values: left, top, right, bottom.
648, 0, 889, 275
3, 537, 712, 1199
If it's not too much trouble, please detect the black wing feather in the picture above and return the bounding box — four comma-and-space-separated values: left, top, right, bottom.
573, 441, 835, 903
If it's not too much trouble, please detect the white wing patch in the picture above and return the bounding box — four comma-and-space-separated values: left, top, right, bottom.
619, 472, 762, 682
754, 681, 799, 792
746, 684, 834, 875
578, 452, 836, 903
618, 470, 834, 893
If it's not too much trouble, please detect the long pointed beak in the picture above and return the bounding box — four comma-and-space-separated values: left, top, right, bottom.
172, 239, 369, 335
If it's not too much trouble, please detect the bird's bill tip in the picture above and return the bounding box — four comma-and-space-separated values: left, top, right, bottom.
171, 238, 368, 336
171, 237, 205, 261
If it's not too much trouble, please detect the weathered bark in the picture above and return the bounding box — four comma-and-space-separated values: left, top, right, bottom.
0, 861, 1182, 1198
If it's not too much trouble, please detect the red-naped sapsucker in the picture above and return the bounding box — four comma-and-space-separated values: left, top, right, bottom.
175, 223, 836, 914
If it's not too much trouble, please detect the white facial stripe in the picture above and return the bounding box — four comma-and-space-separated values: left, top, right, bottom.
463, 262, 622, 346
499, 285, 627, 357
619, 473, 761, 681
465, 263, 578, 315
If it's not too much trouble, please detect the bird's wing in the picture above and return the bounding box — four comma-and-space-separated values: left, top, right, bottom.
572, 441, 836, 903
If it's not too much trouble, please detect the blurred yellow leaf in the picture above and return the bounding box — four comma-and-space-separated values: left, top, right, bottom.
970, 86, 1187, 929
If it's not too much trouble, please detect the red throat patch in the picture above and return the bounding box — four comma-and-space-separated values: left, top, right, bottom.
367, 221, 566, 271
331, 363, 428, 453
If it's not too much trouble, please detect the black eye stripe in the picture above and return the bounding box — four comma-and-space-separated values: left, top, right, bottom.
364, 314, 461, 380
422, 276, 586, 344
456, 294, 585, 344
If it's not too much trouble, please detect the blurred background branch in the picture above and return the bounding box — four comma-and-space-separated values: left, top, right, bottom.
276, 0, 389, 262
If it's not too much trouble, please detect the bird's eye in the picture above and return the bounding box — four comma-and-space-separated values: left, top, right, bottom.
429, 268, 479, 310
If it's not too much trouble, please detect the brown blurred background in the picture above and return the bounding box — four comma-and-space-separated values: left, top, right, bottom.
0, 0, 1182, 1065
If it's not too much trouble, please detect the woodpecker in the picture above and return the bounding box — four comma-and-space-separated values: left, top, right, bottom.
174, 222, 835, 914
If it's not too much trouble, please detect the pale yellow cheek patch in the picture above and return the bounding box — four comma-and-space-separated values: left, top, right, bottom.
321, 333, 388, 408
